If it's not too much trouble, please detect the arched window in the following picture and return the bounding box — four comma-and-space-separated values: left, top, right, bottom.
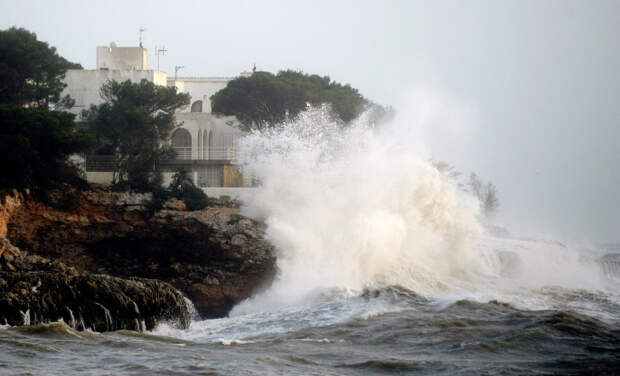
171, 128, 192, 160
191, 100, 203, 112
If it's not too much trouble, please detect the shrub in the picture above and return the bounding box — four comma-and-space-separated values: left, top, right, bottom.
168, 169, 208, 211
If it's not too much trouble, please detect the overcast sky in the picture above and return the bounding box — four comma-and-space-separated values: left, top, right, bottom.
3, 0, 619, 243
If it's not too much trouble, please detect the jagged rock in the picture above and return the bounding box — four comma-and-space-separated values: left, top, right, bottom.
0, 238, 190, 331
0, 237, 20, 262
164, 198, 187, 211
0, 190, 23, 238
83, 190, 153, 210
4, 189, 276, 318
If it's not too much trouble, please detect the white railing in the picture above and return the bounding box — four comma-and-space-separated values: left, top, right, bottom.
206, 147, 237, 161
172, 146, 192, 160
172, 146, 238, 161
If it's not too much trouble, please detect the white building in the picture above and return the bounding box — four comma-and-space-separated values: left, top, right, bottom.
169, 76, 251, 114
63, 43, 252, 190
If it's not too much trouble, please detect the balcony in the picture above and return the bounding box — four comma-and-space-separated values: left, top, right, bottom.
172, 146, 192, 160
84, 146, 239, 173
172, 146, 237, 162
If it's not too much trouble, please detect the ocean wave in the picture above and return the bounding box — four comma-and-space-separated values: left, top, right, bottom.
16, 321, 97, 340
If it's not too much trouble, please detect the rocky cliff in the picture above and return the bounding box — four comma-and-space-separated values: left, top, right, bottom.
3, 189, 276, 319
0, 238, 190, 331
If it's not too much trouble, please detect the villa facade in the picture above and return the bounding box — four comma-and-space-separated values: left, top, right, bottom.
62, 43, 252, 189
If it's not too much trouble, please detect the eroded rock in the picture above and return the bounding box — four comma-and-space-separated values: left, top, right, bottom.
4, 189, 276, 318
0, 238, 190, 331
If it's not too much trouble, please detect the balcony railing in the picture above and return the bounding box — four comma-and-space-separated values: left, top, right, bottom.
173, 146, 237, 161
205, 147, 237, 161
84, 147, 239, 172
172, 146, 192, 160
85, 155, 116, 171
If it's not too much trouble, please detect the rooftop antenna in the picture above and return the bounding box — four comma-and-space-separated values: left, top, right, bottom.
175, 65, 184, 80
156, 46, 167, 71
139, 27, 146, 48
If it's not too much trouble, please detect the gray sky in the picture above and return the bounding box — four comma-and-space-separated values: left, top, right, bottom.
3, 0, 619, 242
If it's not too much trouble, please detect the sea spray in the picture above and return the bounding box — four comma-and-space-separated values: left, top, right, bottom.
66, 307, 76, 329
94, 302, 113, 331
20, 308, 30, 326
232, 106, 490, 314
230, 101, 611, 319
184, 297, 201, 321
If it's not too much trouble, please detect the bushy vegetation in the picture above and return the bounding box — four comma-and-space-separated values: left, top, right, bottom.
0, 27, 81, 109
211, 70, 373, 130
168, 169, 208, 211
82, 79, 190, 192
0, 28, 92, 199
0, 105, 93, 196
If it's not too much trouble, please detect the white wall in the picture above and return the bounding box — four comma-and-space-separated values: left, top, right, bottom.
86, 172, 114, 185
62, 69, 168, 115
172, 112, 245, 160
96, 46, 147, 70
167, 77, 232, 112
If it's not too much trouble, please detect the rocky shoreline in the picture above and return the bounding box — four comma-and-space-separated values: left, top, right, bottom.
0, 237, 190, 331
0, 188, 276, 331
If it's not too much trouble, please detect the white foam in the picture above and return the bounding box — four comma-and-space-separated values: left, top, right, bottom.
233, 105, 487, 314
215, 338, 256, 345
229, 102, 618, 318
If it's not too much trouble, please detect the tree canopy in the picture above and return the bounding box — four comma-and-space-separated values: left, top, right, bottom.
82, 79, 190, 191
0, 104, 93, 195
0, 27, 82, 109
211, 70, 370, 130
0, 27, 91, 198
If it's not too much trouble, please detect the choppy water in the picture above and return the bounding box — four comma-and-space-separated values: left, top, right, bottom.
2, 236, 620, 375
4, 106, 620, 374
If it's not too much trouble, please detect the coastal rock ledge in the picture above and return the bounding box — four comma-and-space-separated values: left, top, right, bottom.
0, 238, 190, 331
2, 189, 276, 320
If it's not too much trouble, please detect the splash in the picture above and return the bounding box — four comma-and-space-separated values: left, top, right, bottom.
232, 105, 492, 314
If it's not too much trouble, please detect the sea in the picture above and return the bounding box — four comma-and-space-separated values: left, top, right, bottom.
2, 107, 619, 375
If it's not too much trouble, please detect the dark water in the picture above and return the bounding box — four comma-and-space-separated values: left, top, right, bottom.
3, 235, 620, 375
2, 285, 620, 375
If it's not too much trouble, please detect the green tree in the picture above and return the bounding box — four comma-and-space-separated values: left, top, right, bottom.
210, 72, 303, 129
82, 79, 190, 191
0, 104, 93, 196
0, 27, 82, 109
468, 172, 499, 217
211, 70, 370, 130
277, 70, 367, 122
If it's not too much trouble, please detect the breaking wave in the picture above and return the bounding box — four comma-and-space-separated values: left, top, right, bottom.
232, 103, 615, 316
232, 105, 493, 314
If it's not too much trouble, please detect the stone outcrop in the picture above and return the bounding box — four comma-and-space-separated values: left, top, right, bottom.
0, 238, 190, 331
4, 189, 276, 318
0, 191, 23, 238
